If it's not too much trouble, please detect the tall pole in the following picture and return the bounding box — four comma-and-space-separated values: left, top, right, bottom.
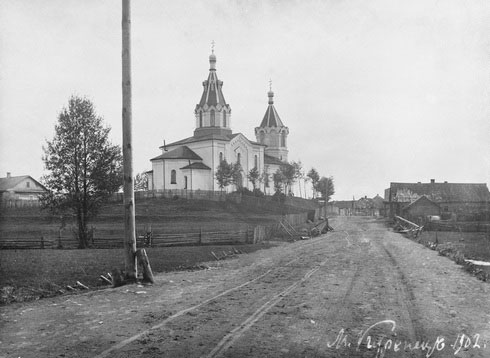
122, 0, 137, 280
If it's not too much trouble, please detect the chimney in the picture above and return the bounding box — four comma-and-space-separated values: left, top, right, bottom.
7, 172, 11, 178
430, 179, 435, 184
444, 181, 448, 184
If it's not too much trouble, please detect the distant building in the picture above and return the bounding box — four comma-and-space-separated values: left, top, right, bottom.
0, 173, 47, 207
148, 51, 289, 195
401, 196, 440, 224
384, 179, 490, 221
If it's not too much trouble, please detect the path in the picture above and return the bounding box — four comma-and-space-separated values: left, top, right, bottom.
1, 217, 490, 357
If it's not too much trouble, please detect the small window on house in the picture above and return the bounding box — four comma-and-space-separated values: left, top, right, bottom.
184, 176, 188, 189
26, 182, 30, 188
219, 152, 223, 163
210, 110, 215, 126
223, 111, 227, 127
171, 170, 177, 184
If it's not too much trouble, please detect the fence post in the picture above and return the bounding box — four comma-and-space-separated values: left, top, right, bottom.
40, 236, 44, 249
199, 227, 202, 245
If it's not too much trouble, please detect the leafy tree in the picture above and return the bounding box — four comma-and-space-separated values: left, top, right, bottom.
317, 176, 335, 202
307, 168, 320, 198
272, 170, 284, 194
279, 163, 296, 195
215, 160, 234, 192
41, 96, 123, 248
291, 160, 304, 198
231, 162, 243, 190
247, 167, 260, 190
134, 172, 149, 191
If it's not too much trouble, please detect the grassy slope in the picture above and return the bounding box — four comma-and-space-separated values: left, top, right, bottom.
0, 196, 310, 304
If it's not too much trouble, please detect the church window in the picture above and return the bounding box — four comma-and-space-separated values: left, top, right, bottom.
223, 111, 227, 127
254, 155, 258, 169
210, 110, 215, 126
259, 131, 265, 144
237, 153, 241, 164
171, 170, 177, 184
199, 112, 203, 127
184, 176, 188, 189
219, 152, 223, 163
281, 132, 286, 147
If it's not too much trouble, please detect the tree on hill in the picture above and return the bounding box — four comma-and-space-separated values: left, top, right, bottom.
134, 171, 149, 191
317, 176, 335, 202
247, 167, 260, 190
231, 162, 243, 190
291, 160, 304, 198
41, 96, 123, 248
307, 168, 320, 198
215, 160, 234, 192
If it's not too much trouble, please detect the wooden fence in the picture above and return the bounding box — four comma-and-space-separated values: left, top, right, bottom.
425, 221, 490, 233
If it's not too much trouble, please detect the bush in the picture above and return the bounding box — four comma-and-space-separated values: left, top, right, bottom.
272, 191, 286, 203
253, 188, 265, 197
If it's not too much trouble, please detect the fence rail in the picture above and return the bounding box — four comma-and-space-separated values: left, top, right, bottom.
0, 211, 314, 250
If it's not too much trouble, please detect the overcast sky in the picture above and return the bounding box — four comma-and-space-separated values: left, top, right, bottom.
1, 0, 489, 200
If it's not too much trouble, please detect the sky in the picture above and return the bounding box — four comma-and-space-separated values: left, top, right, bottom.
1, 0, 489, 200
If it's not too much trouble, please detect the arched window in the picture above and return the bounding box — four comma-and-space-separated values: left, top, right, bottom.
184, 176, 188, 189
199, 112, 203, 127
223, 111, 227, 127
219, 152, 223, 163
171, 169, 176, 184
237, 153, 241, 164
281, 132, 286, 147
210, 110, 215, 126
259, 131, 265, 144
254, 155, 258, 169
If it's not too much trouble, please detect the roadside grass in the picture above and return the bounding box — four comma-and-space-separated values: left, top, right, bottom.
0, 244, 273, 305
417, 231, 490, 261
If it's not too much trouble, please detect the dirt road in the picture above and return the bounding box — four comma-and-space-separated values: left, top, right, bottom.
1, 217, 490, 357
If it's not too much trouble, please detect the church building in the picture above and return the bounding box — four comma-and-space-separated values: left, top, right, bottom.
149, 50, 289, 195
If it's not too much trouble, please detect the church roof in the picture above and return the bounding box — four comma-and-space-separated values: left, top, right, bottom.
264, 154, 285, 166
162, 133, 264, 149
259, 90, 285, 128
180, 162, 211, 170
150, 146, 202, 161
196, 53, 228, 110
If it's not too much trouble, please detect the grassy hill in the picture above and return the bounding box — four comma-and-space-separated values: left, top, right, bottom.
0, 196, 317, 248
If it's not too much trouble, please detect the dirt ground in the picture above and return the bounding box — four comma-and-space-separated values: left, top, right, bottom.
1, 216, 490, 358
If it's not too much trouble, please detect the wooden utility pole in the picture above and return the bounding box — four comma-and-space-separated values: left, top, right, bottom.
122, 0, 137, 280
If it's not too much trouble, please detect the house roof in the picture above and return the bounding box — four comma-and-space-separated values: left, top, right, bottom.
0, 175, 47, 192
331, 200, 354, 209
258, 91, 285, 128
150, 146, 202, 161
403, 195, 440, 211
180, 162, 211, 170
264, 154, 285, 166
389, 182, 490, 202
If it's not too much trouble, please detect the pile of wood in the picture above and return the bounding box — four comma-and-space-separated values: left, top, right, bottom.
393, 215, 423, 238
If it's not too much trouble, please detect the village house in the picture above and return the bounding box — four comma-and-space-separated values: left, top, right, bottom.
384, 179, 490, 221
0, 172, 47, 207
148, 50, 290, 195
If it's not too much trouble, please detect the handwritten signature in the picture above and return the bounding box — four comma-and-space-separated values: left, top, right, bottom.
326, 320, 488, 358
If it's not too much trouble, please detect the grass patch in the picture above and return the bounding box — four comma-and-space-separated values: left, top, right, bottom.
0, 243, 274, 305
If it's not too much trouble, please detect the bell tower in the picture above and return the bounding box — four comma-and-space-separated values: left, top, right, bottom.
193, 45, 232, 138
255, 84, 289, 161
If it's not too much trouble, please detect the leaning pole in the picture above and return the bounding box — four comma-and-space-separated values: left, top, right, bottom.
122, 0, 137, 280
